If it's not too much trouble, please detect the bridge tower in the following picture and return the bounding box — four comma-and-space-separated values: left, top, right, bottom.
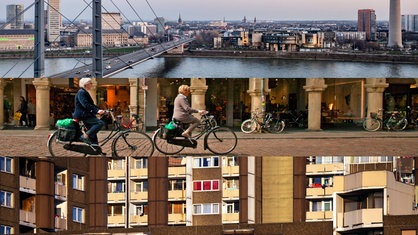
388, 0, 403, 48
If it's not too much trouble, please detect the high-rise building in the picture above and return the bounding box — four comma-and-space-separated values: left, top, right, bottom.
402, 14, 418, 32
48, 0, 61, 46
153, 17, 166, 35
357, 9, 376, 41
6, 4, 24, 29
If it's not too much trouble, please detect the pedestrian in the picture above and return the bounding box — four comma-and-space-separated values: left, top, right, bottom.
27, 99, 36, 127
17, 96, 28, 127
172, 84, 206, 138
73, 78, 105, 144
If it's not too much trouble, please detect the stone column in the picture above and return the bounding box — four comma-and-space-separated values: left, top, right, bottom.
0, 79, 6, 130
128, 78, 140, 115
32, 78, 51, 130
190, 78, 208, 111
87, 78, 98, 104
303, 78, 327, 131
247, 78, 270, 113
88, 157, 108, 229
364, 78, 389, 117
35, 159, 54, 230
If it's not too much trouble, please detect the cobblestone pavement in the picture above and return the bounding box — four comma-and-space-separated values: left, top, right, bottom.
1, 128, 418, 157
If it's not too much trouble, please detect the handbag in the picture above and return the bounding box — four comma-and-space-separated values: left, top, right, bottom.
13, 112, 22, 120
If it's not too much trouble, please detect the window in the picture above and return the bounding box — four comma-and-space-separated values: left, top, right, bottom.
72, 174, 84, 191
0, 191, 12, 208
72, 207, 84, 223
0, 157, 12, 173
169, 202, 185, 214
134, 158, 148, 169
224, 178, 239, 190
134, 181, 148, 192
0, 225, 13, 234
168, 179, 185, 191
193, 156, 219, 168
135, 204, 148, 216
193, 180, 219, 191
311, 200, 332, 212
108, 181, 125, 193
223, 156, 238, 167
193, 203, 219, 215
224, 201, 239, 213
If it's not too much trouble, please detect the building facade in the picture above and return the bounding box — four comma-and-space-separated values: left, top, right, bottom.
47, 0, 61, 46
358, 9, 377, 41
6, 4, 24, 30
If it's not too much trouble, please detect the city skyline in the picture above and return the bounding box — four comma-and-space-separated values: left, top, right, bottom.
0, 0, 417, 22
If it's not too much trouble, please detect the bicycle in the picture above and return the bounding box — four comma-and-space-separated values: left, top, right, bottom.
152, 112, 237, 155
116, 113, 144, 132
362, 108, 408, 131
241, 109, 285, 134
280, 110, 307, 128
47, 110, 154, 158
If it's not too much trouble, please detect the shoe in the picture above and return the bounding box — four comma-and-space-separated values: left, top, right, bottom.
79, 135, 92, 145
181, 132, 190, 138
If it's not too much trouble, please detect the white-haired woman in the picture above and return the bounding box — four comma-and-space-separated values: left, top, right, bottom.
172, 84, 206, 138
73, 78, 105, 144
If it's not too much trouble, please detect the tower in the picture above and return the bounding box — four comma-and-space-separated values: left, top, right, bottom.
358, 9, 376, 41
388, 0, 403, 48
6, 4, 24, 29
48, 0, 61, 46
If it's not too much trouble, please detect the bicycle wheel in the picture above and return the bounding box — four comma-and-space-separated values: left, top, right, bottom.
47, 131, 86, 158
205, 127, 237, 155
152, 128, 184, 155
390, 118, 408, 131
269, 120, 285, 133
112, 130, 154, 158
241, 119, 257, 133
362, 118, 381, 131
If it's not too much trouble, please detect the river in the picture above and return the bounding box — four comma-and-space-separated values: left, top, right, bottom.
1, 57, 417, 78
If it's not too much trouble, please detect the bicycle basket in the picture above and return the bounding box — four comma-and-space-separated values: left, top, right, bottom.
57, 127, 77, 141
370, 112, 377, 119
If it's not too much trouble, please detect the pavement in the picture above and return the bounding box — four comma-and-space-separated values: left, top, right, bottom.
1, 125, 418, 157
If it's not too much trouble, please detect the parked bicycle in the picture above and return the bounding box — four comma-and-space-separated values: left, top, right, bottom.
280, 110, 307, 128
241, 109, 285, 134
116, 113, 144, 132
362, 108, 408, 131
47, 110, 154, 158
152, 112, 237, 155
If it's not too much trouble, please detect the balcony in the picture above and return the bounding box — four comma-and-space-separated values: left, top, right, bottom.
130, 191, 148, 201
55, 182, 67, 199
54, 216, 67, 230
337, 208, 383, 231
223, 188, 239, 199
222, 166, 239, 176
222, 213, 239, 223
306, 211, 333, 221
108, 192, 125, 202
108, 169, 125, 179
108, 215, 125, 226
168, 190, 186, 200
131, 215, 148, 225
168, 214, 186, 224
130, 168, 148, 178
19, 210, 36, 227
306, 186, 334, 198
306, 163, 344, 174
168, 167, 186, 178
19, 176, 36, 193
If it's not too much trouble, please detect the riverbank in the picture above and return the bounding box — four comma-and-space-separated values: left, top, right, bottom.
165, 50, 418, 64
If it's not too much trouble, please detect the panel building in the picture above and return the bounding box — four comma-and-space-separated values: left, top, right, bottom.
402, 14, 418, 32
358, 9, 377, 41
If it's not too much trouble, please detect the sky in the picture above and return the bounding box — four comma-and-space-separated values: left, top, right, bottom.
1, 0, 418, 22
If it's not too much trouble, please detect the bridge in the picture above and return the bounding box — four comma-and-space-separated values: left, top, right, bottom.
49, 37, 194, 78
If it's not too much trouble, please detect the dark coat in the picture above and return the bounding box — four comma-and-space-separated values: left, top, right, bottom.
72, 88, 99, 119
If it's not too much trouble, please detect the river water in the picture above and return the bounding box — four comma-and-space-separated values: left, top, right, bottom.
1, 57, 417, 78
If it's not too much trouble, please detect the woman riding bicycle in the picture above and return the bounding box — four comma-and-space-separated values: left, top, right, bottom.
173, 85, 206, 138
73, 78, 105, 144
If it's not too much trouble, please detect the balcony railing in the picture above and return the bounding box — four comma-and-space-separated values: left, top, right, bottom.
222, 166, 239, 176
306, 163, 344, 174
222, 213, 239, 223
306, 187, 334, 197
130, 191, 148, 201
168, 190, 186, 200
306, 211, 333, 221
168, 214, 186, 224
19, 176, 36, 193
108, 192, 125, 202
19, 210, 36, 227
55, 182, 67, 199
340, 208, 383, 229
168, 167, 186, 177
223, 188, 239, 199
54, 216, 67, 230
